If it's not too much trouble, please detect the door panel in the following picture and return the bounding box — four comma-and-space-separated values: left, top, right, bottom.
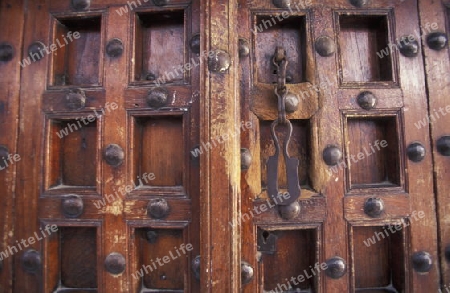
1, 0, 447, 292
0, 1, 24, 292
419, 0, 450, 288
14, 0, 200, 292
238, 0, 439, 292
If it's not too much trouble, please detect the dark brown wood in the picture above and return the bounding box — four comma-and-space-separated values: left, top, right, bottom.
199, 0, 241, 291
419, 0, 450, 287
13, 1, 200, 292
2, 0, 447, 292
0, 1, 24, 292
238, 0, 438, 292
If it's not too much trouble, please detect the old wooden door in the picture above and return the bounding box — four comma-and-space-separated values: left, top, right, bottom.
9, 0, 202, 292
0, 0, 448, 292
237, 0, 442, 292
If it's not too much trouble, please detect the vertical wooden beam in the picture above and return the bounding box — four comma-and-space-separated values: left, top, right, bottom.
199, 0, 240, 291
396, 0, 440, 290
0, 1, 24, 292
418, 0, 450, 287
14, 0, 48, 291
313, 2, 348, 291
102, 6, 129, 293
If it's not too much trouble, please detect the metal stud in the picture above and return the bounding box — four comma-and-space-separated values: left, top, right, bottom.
61, 194, 84, 218
147, 198, 170, 219
104, 252, 126, 275
278, 201, 300, 220
363, 198, 384, 218
152, 0, 169, 6
192, 255, 201, 280
145, 72, 157, 81
65, 88, 86, 110
285, 92, 299, 113
272, 0, 291, 8
315, 36, 335, 57
0, 145, 9, 170
28, 42, 45, 62
426, 32, 448, 51
146, 87, 169, 108
437, 136, 450, 156
323, 146, 342, 166
105, 38, 124, 58
22, 249, 41, 273
407, 142, 426, 162
356, 91, 376, 110
349, 0, 369, 7
241, 148, 252, 170
71, 0, 90, 10
238, 38, 250, 58
190, 34, 200, 54
325, 256, 347, 279
208, 50, 231, 73
103, 144, 124, 167
0, 42, 14, 62
412, 251, 432, 273
241, 261, 254, 285
145, 230, 158, 243
445, 245, 450, 262
399, 37, 419, 57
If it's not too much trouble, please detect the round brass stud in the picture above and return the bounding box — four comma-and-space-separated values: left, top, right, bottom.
65, 88, 86, 110
146, 87, 169, 108
323, 146, 342, 166
238, 38, 250, 58
208, 50, 231, 73
71, 0, 90, 10
190, 34, 200, 54
104, 252, 126, 275
103, 144, 124, 167
315, 36, 335, 57
325, 256, 347, 279
61, 194, 84, 218
241, 261, 254, 285
285, 92, 299, 113
0, 43, 14, 62
437, 136, 450, 156
407, 142, 426, 162
278, 202, 300, 220
363, 198, 384, 218
22, 249, 41, 273
356, 91, 376, 110
147, 198, 170, 219
427, 32, 448, 51
412, 251, 432, 273
105, 38, 124, 58
399, 37, 420, 57
241, 148, 252, 170
272, 0, 291, 8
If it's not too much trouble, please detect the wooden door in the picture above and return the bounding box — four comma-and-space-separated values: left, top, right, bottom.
237, 0, 440, 292
419, 0, 450, 289
0, 0, 448, 292
12, 0, 201, 292
0, 1, 24, 292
